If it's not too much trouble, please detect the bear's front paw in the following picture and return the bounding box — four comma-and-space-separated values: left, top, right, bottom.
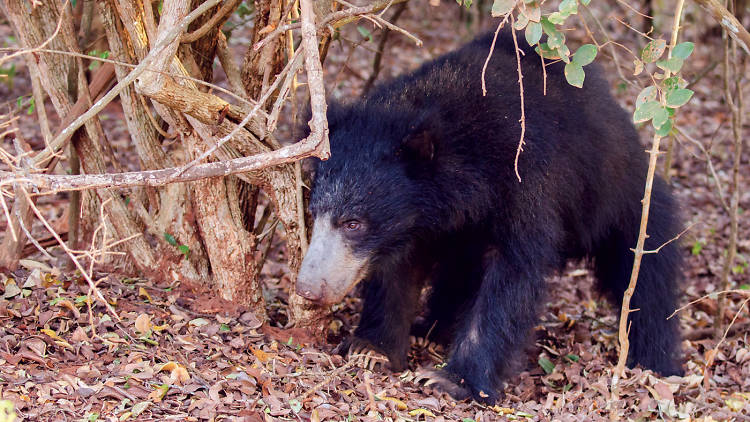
415, 368, 498, 404
334, 337, 393, 371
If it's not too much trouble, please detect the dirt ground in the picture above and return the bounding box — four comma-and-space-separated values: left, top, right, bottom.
0, 1, 749, 421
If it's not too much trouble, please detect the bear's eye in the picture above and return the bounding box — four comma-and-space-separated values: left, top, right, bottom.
343, 220, 362, 231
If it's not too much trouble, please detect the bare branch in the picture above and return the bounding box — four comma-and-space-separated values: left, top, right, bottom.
694, 0, 750, 54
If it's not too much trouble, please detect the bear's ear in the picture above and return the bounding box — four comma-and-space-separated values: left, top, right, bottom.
402, 128, 436, 162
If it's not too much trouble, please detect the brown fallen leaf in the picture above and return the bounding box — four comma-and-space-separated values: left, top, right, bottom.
134, 313, 152, 333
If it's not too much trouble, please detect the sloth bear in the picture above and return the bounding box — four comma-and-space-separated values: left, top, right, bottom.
296, 31, 683, 403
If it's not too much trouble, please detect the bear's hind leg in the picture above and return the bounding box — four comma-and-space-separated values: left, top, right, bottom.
594, 180, 683, 375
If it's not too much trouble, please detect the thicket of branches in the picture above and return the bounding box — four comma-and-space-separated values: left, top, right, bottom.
0, 0, 414, 334
0, 0, 748, 388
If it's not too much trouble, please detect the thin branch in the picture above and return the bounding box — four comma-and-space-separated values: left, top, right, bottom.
509, 21, 526, 183
0, 0, 70, 67
170, 48, 305, 181
20, 188, 122, 323
299, 0, 330, 158
669, 289, 750, 319
694, 0, 750, 54
613, 0, 686, 383
639, 222, 694, 254
0, 138, 325, 192
181, 0, 242, 43
252, 0, 410, 52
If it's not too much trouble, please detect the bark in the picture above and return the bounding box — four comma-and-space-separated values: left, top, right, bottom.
241, 0, 286, 100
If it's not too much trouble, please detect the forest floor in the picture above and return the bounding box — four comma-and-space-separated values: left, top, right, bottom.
1, 2, 749, 421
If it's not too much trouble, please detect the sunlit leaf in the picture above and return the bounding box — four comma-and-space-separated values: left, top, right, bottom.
641, 39, 666, 63
665, 88, 694, 107
633, 100, 660, 123
491, 0, 515, 16
652, 107, 669, 129
572, 44, 597, 66
525, 21, 542, 45
672, 42, 694, 59
564, 62, 585, 88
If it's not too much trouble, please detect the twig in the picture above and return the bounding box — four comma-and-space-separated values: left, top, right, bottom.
669, 289, 750, 319
253, 0, 410, 52
640, 222, 694, 254
170, 48, 304, 180
362, 2, 408, 94
0, 0, 70, 67
299, 0, 331, 158
20, 188, 122, 324
715, 0, 745, 339
481, 10, 513, 96
0, 46, 269, 118
674, 126, 729, 212
509, 19, 526, 183
694, 0, 750, 54
181, 0, 242, 43
294, 358, 359, 402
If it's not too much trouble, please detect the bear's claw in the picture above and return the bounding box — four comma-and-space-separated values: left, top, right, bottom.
414, 368, 473, 401
334, 337, 389, 371
414, 368, 498, 404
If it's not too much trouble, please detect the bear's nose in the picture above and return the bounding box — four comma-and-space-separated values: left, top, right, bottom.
296, 278, 326, 302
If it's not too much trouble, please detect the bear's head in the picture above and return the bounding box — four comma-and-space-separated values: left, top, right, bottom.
295, 105, 440, 305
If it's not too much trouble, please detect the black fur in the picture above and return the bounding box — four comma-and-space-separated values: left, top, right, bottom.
307, 31, 683, 403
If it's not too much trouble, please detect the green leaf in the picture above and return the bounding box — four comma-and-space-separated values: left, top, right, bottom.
548, 11, 566, 24
540, 18, 565, 49
655, 119, 673, 137
491, 0, 515, 16
178, 244, 190, 258
739, 284, 750, 290
558, 0, 577, 16
663, 75, 687, 92
691, 241, 703, 256
524, 4, 541, 21
572, 44, 597, 66
558, 44, 571, 63
633, 100, 660, 123
636, 86, 658, 107
356, 26, 372, 42
641, 39, 666, 63
539, 357, 555, 374
164, 232, 177, 245
220, 323, 231, 332
656, 57, 684, 73
514, 11, 529, 29
289, 399, 303, 413
665, 88, 694, 107
565, 353, 580, 362
672, 42, 694, 59
525, 22, 542, 45
580, 0, 591, 4
564, 62, 585, 88
535, 43, 561, 60
652, 107, 669, 129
